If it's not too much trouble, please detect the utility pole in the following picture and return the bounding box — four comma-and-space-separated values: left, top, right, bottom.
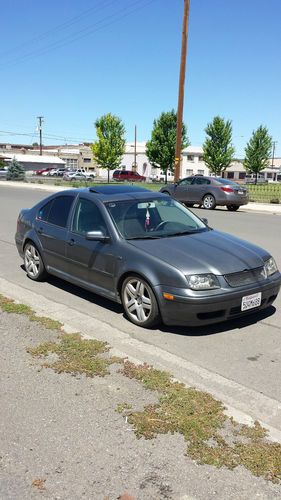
271, 140, 277, 168
134, 125, 137, 171
37, 116, 44, 155
174, 0, 190, 182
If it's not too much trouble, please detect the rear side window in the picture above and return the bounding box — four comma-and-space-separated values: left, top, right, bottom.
38, 200, 52, 221
39, 196, 75, 228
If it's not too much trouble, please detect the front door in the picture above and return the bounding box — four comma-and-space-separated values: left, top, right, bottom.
66, 197, 116, 295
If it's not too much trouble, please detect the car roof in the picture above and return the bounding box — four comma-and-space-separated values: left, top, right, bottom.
59, 185, 166, 203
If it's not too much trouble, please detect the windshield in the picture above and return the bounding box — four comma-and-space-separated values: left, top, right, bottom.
106, 197, 208, 239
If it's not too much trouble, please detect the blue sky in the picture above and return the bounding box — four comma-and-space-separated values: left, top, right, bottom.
1, 0, 280, 157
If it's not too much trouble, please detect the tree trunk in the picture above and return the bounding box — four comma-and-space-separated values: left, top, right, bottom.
255, 172, 258, 185
107, 168, 110, 184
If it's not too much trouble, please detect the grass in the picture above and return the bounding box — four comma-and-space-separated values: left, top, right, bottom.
1, 293, 281, 482
119, 362, 281, 483
27, 333, 123, 377
0, 294, 62, 330
26, 176, 281, 203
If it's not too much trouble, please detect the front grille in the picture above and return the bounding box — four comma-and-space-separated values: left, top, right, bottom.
224, 266, 266, 288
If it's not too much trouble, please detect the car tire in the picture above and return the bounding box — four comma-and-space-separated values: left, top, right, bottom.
121, 276, 161, 328
202, 194, 216, 210
185, 203, 194, 208
24, 242, 47, 281
227, 205, 240, 211
161, 191, 170, 195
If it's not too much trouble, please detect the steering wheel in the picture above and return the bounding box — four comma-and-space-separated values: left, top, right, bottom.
154, 220, 172, 231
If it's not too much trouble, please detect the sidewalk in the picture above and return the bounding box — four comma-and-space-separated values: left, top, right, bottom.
1, 180, 281, 214
1, 308, 281, 500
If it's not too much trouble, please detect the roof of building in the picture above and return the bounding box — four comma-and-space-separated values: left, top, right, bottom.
182, 146, 204, 154
2, 154, 65, 164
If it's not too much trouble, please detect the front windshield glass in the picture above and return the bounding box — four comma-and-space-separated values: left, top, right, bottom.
106, 197, 208, 239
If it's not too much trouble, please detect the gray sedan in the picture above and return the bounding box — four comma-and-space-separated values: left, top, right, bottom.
160, 175, 249, 211
15, 186, 280, 329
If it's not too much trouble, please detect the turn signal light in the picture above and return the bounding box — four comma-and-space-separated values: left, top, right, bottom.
163, 293, 174, 301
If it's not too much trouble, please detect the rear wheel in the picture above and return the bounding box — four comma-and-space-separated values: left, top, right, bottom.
202, 194, 216, 210
185, 203, 194, 208
227, 205, 240, 211
121, 276, 160, 328
24, 242, 47, 281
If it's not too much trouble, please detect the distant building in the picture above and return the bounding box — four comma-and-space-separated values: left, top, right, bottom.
0, 142, 280, 181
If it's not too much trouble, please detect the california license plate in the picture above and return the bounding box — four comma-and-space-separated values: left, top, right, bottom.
241, 292, 262, 311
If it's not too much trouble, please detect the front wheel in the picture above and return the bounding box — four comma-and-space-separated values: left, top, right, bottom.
227, 205, 240, 211
202, 194, 216, 210
121, 276, 161, 328
24, 242, 47, 281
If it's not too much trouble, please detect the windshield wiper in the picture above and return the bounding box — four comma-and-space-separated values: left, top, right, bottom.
126, 235, 162, 240
165, 229, 204, 237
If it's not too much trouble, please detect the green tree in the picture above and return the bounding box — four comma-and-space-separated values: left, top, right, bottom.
91, 113, 126, 183
203, 116, 235, 176
6, 157, 25, 181
243, 126, 272, 184
0, 158, 5, 169
146, 110, 189, 183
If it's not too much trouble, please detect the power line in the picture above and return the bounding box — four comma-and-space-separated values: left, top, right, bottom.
0, 129, 92, 144
1, 0, 158, 69
0, 0, 116, 58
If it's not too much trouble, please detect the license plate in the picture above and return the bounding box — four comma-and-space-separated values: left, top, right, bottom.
241, 292, 262, 311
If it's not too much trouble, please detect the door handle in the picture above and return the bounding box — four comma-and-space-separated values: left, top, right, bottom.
68, 238, 75, 246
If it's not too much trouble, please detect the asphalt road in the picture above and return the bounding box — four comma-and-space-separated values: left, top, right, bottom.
1, 186, 281, 406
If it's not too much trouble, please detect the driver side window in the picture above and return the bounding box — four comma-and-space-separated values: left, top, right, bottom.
71, 198, 107, 235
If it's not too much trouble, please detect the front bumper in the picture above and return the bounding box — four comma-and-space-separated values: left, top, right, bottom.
155, 273, 281, 326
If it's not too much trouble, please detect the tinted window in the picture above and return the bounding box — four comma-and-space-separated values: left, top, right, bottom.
71, 198, 107, 234
37, 200, 52, 221
193, 177, 210, 185
47, 196, 75, 228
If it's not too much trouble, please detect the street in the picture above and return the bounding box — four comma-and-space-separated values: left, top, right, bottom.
1, 185, 281, 428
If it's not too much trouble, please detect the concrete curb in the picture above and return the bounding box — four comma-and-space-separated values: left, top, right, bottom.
1, 276, 281, 444
1, 180, 281, 214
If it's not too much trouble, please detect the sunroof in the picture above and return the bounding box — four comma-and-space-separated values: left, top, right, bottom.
89, 185, 150, 194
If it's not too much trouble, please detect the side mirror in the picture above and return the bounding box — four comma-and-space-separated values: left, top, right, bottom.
86, 230, 109, 242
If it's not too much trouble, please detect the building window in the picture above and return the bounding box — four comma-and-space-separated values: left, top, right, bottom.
239, 172, 246, 179
63, 158, 78, 168
83, 158, 91, 163
199, 156, 204, 161
185, 169, 193, 176
197, 169, 204, 175
227, 172, 234, 179
187, 155, 194, 161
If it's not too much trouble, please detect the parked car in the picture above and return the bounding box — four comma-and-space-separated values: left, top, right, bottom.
160, 175, 249, 211
63, 172, 94, 181
113, 170, 146, 182
34, 167, 52, 176
15, 185, 280, 329
0, 168, 7, 178
48, 168, 66, 177
150, 171, 174, 182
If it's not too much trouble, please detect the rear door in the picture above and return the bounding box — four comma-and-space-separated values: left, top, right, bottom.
35, 194, 75, 274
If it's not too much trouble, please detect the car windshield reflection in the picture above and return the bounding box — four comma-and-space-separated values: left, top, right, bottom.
106, 198, 208, 239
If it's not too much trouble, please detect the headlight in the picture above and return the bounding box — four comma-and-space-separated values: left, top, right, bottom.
186, 273, 220, 290
264, 257, 278, 277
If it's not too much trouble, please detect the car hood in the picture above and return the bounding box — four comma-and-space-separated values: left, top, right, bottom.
128, 230, 269, 275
